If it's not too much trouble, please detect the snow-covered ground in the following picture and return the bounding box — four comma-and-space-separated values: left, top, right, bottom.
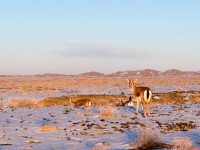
0, 103, 200, 149
0, 81, 200, 149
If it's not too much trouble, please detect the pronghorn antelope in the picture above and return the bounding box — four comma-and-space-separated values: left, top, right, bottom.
126, 78, 152, 117
69, 99, 92, 106
121, 96, 134, 106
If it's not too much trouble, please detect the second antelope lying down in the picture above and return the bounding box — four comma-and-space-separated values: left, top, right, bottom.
121, 96, 134, 106
126, 78, 152, 117
70, 99, 92, 106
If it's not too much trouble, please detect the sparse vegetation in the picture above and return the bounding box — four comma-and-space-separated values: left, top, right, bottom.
131, 128, 172, 149
38, 92, 46, 96
36, 94, 127, 108
172, 137, 199, 150
36, 96, 69, 107
85, 107, 92, 116
0, 76, 200, 149
152, 91, 187, 104
91, 144, 106, 150
0, 102, 3, 108
98, 106, 117, 118
40, 125, 61, 131
40, 125, 55, 131
7, 98, 36, 108
3, 91, 199, 108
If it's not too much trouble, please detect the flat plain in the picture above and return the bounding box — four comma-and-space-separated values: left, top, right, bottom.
0, 74, 200, 149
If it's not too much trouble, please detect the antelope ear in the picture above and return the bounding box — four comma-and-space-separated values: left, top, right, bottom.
134, 78, 138, 82
126, 79, 130, 82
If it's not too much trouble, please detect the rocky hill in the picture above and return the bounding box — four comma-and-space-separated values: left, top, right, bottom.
79, 71, 105, 77
79, 69, 200, 78
1, 69, 200, 79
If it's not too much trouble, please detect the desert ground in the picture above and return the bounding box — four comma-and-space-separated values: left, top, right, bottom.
0, 75, 200, 149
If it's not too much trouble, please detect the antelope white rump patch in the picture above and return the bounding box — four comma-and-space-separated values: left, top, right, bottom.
89, 101, 92, 106
128, 101, 134, 106
144, 90, 152, 102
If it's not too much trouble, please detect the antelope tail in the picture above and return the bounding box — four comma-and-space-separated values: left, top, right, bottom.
144, 90, 152, 103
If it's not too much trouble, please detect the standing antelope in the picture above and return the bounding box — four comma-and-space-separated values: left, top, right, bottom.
126, 78, 152, 117
69, 99, 92, 106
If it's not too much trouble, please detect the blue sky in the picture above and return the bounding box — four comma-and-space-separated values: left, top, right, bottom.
0, 0, 199, 75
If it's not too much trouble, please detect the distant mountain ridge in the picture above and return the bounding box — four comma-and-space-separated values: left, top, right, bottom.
79, 71, 105, 77
1, 69, 200, 78
78, 69, 200, 78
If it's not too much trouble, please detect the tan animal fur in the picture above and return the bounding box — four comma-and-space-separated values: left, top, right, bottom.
70, 99, 92, 106
126, 78, 152, 117
121, 99, 134, 106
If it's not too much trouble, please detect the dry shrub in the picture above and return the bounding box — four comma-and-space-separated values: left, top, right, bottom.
111, 87, 117, 91
42, 87, 49, 91
69, 88, 76, 90
7, 98, 36, 108
76, 112, 82, 115
93, 88, 100, 92
131, 128, 171, 149
189, 94, 200, 103
38, 92, 46, 96
161, 92, 171, 104
10, 98, 18, 103
40, 125, 60, 131
98, 106, 117, 118
8, 89, 18, 93
79, 88, 87, 92
17, 98, 35, 107
36, 96, 68, 107
91, 144, 106, 150
172, 137, 199, 150
93, 99, 110, 106
0, 93, 6, 96
176, 86, 186, 91
85, 107, 92, 116
158, 92, 186, 104
0, 102, 3, 108
109, 98, 120, 106
36, 95, 126, 107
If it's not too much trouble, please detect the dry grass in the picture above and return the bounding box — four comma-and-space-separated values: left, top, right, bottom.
0, 93, 6, 96
188, 93, 200, 103
7, 89, 18, 93
36, 96, 69, 107
153, 92, 187, 104
69, 88, 76, 90
40, 125, 54, 131
85, 107, 92, 116
36, 95, 126, 107
4, 90, 198, 108
7, 98, 36, 108
93, 99, 110, 106
0, 102, 3, 108
10, 98, 18, 103
79, 88, 87, 92
98, 106, 117, 118
131, 128, 172, 149
40, 125, 61, 131
91, 144, 106, 150
38, 92, 46, 96
172, 137, 199, 150
1, 76, 199, 89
